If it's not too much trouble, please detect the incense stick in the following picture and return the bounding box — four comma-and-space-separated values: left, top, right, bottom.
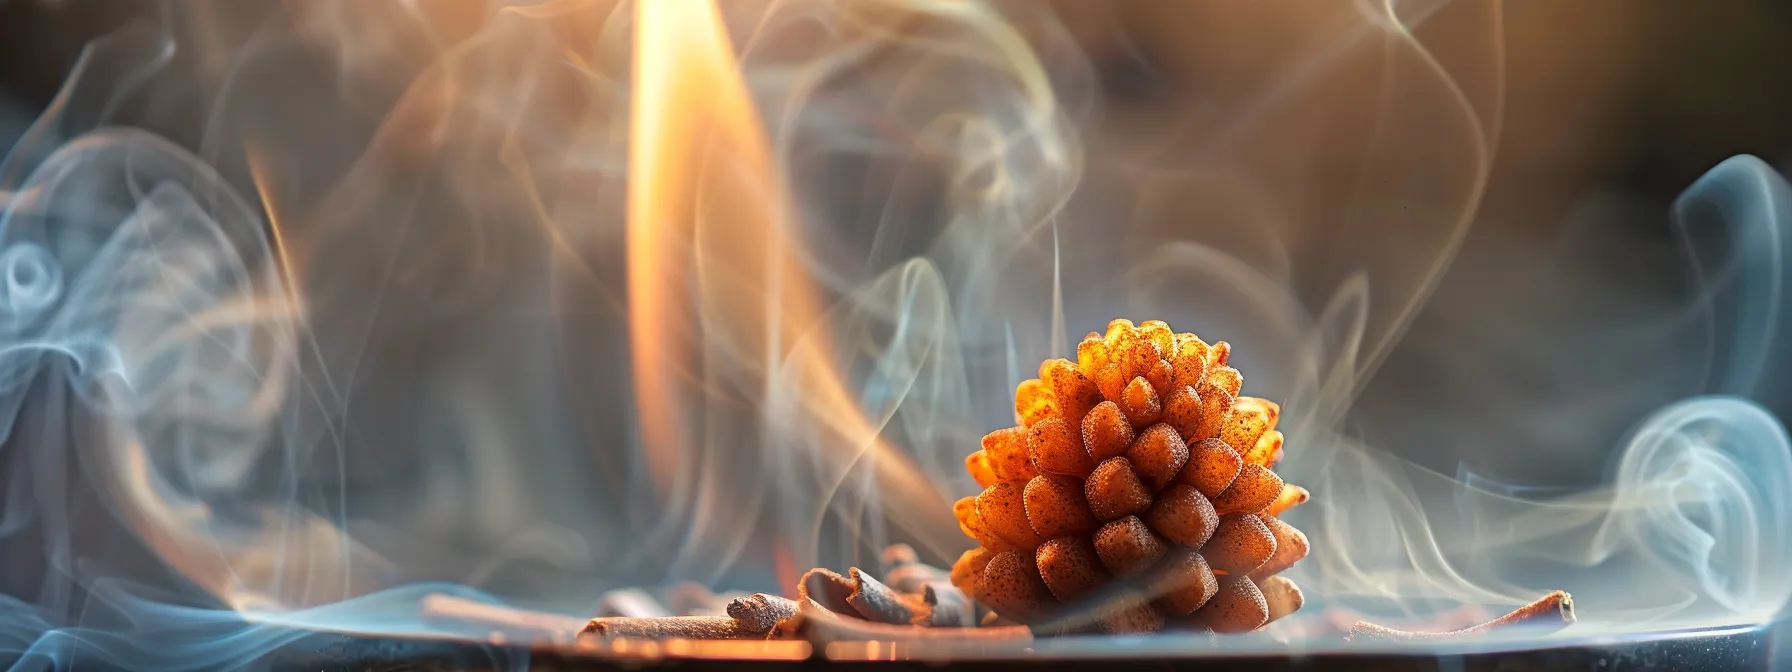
1345, 591, 1576, 642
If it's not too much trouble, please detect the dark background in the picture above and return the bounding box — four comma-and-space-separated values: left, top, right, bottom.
9, 1, 1792, 232
2, 0, 1791, 667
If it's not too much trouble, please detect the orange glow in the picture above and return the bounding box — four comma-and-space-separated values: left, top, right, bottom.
626, 0, 704, 500
246, 144, 305, 316
772, 541, 800, 601
628, 0, 954, 549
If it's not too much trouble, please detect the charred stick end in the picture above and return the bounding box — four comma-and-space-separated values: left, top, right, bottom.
802, 566, 932, 625
845, 567, 930, 625
726, 593, 799, 634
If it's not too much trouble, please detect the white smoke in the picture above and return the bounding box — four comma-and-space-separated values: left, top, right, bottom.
0, 2, 1786, 669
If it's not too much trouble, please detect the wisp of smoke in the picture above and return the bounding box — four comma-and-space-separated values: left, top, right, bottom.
0, 0, 1786, 669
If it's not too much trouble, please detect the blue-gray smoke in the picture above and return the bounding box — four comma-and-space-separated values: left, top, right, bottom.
0, 1, 1787, 670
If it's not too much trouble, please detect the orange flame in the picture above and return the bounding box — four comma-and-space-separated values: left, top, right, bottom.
628, 0, 956, 559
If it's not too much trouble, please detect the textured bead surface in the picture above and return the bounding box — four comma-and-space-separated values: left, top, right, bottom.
950, 320, 1307, 634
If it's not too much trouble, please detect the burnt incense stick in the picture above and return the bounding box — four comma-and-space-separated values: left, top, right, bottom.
583, 616, 763, 640
1344, 591, 1575, 642
800, 566, 939, 626
727, 593, 799, 634
844, 568, 930, 625
920, 582, 975, 627
1325, 604, 1491, 634
799, 568, 858, 616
